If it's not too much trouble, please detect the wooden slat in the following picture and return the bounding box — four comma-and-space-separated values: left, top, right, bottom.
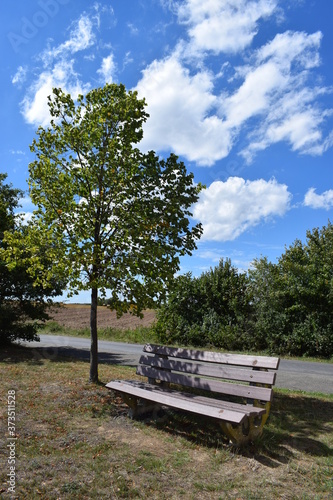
123, 381, 266, 417
139, 355, 276, 386
144, 344, 280, 370
106, 380, 254, 424
137, 365, 273, 402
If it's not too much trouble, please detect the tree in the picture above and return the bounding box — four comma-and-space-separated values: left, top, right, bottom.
154, 273, 206, 346
10, 84, 203, 381
0, 173, 21, 239
277, 223, 333, 356
0, 173, 63, 345
199, 258, 252, 335
249, 222, 333, 357
248, 256, 286, 352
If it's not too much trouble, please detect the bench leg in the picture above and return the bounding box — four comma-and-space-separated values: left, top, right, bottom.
254, 400, 271, 428
219, 414, 265, 446
120, 393, 139, 418
121, 393, 162, 419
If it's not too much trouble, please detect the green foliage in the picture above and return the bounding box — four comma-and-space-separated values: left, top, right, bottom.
154, 259, 253, 349
0, 174, 63, 345
154, 273, 204, 346
250, 222, 333, 357
0, 173, 21, 239
20, 83, 203, 312
5, 83, 203, 380
156, 224, 333, 358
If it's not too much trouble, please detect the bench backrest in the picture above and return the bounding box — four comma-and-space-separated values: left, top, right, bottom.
137, 344, 280, 403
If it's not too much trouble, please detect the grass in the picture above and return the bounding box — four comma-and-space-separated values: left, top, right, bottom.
1, 345, 332, 499
40, 320, 160, 345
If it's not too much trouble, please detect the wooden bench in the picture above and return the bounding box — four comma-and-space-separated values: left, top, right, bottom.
106, 343, 280, 445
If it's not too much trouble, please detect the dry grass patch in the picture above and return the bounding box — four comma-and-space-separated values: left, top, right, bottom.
1, 345, 332, 499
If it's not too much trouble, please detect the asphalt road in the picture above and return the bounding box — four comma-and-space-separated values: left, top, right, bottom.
20, 334, 333, 394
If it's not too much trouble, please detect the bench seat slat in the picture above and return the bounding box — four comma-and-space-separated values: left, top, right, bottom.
144, 344, 280, 370
106, 380, 265, 424
137, 365, 273, 402
139, 355, 276, 385
124, 381, 266, 416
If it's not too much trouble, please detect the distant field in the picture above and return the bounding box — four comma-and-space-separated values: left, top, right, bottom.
49, 304, 156, 330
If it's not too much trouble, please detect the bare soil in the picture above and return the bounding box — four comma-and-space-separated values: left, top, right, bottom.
49, 304, 156, 330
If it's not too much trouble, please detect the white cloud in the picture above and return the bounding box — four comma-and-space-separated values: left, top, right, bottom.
97, 53, 116, 83
127, 23, 139, 36
198, 249, 223, 262
14, 196, 35, 225
16, 1, 333, 167
15, 212, 33, 225
61, 15, 95, 53
242, 90, 332, 162
257, 30, 322, 66
11, 149, 26, 155
41, 15, 95, 65
136, 7, 332, 165
235, 30, 332, 161
177, 0, 278, 55
304, 188, 333, 210
222, 61, 286, 128
136, 55, 232, 165
19, 13, 96, 127
20, 196, 34, 207
21, 61, 90, 127
193, 177, 292, 241
12, 66, 27, 85
22, 72, 59, 127
306, 137, 333, 156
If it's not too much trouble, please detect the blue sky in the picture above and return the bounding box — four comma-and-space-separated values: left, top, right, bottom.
1, 0, 333, 302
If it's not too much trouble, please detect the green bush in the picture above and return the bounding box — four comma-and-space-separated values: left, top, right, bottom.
155, 225, 333, 359
250, 223, 333, 358
154, 259, 254, 349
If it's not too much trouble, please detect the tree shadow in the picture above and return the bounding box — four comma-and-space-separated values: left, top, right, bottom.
0, 344, 138, 367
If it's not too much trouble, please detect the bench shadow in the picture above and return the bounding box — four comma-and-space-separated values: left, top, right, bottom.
253, 392, 333, 466
111, 390, 333, 467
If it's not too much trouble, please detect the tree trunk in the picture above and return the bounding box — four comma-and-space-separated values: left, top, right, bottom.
90, 286, 99, 383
